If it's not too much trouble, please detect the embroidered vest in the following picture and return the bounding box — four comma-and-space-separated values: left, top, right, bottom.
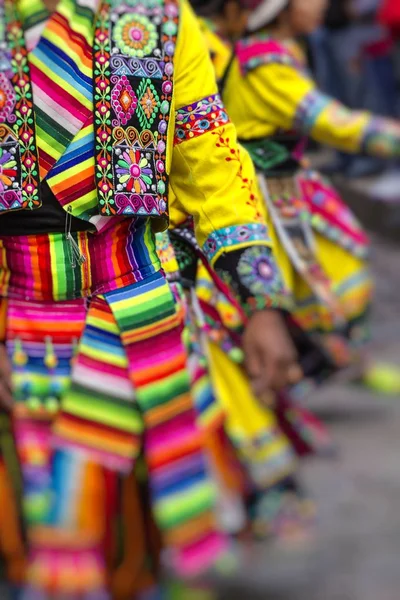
0, 0, 178, 225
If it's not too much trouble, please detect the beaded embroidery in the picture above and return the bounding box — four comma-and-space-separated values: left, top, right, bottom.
202, 223, 270, 263
292, 90, 332, 134
174, 93, 229, 144
236, 36, 303, 76
0, 0, 40, 212
94, 0, 178, 218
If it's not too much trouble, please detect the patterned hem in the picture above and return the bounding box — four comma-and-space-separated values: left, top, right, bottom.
213, 244, 294, 318
202, 223, 271, 264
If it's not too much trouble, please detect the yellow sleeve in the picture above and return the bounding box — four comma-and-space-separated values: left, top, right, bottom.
246, 63, 400, 157
171, 0, 267, 256
168, 1, 293, 314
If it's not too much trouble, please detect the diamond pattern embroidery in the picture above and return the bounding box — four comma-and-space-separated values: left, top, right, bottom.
136, 78, 160, 129
111, 75, 138, 126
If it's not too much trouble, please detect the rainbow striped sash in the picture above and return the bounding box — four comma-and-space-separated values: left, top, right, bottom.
28, 0, 96, 181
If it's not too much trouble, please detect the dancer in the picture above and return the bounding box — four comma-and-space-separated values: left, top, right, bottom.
190, 0, 400, 395
0, 0, 303, 596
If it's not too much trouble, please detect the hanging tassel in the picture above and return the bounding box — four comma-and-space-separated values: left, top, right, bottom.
44, 336, 58, 370
12, 338, 27, 368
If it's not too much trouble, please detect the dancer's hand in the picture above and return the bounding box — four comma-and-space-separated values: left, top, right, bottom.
243, 310, 302, 397
0, 344, 13, 411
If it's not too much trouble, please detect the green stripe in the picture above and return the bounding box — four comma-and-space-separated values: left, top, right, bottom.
68, 234, 83, 296
154, 482, 216, 529
50, 235, 69, 298
118, 295, 175, 331
64, 388, 143, 433
144, 222, 160, 268
36, 108, 70, 152
138, 371, 190, 411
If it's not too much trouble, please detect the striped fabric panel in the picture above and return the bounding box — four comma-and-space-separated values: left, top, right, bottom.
6, 297, 86, 534
0, 220, 161, 302
29, 0, 96, 180
186, 329, 225, 433
53, 295, 144, 472
19, 0, 50, 52
46, 118, 97, 218
54, 271, 227, 575
7, 299, 85, 409
106, 275, 227, 575
6, 298, 111, 597
0, 233, 90, 301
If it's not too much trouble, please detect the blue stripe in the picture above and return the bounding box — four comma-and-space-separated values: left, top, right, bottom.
34, 45, 91, 100
152, 465, 208, 499
51, 144, 93, 176
37, 37, 92, 88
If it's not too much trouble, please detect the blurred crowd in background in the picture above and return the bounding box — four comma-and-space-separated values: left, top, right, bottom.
308, 0, 400, 189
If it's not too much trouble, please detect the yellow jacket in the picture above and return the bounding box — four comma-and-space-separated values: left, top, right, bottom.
222, 34, 400, 157
168, 4, 293, 314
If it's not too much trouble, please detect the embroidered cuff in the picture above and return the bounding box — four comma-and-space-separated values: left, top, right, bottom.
213, 245, 294, 316
293, 90, 332, 134
174, 93, 230, 145
361, 117, 400, 158
202, 223, 271, 264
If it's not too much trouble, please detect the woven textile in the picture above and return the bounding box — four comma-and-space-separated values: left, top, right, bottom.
28, 0, 96, 180
0, 218, 160, 302
53, 271, 226, 575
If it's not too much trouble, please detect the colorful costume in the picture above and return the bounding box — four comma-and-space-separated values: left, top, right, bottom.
196, 15, 400, 380
0, 0, 293, 596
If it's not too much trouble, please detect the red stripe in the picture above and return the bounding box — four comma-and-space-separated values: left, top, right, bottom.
52, 12, 93, 62
36, 234, 53, 299
30, 63, 90, 120
57, 177, 94, 205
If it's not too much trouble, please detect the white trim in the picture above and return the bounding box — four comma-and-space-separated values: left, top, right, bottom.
247, 0, 288, 31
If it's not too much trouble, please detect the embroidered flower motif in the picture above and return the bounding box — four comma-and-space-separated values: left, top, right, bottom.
237, 247, 283, 297
140, 86, 157, 119
116, 149, 154, 193
114, 14, 158, 58
0, 148, 17, 192
111, 76, 138, 126
136, 79, 160, 128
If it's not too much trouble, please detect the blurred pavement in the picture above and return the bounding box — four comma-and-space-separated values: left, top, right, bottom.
206, 238, 400, 599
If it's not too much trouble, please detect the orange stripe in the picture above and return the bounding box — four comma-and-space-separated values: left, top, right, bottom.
122, 314, 180, 344
9, 317, 83, 334
132, 353, 186, 387
46, 18, 92, 68
147, 433, 203, 468
144, 393, 193, 428
54, 419, 137, 457
165, 513, 216, 545
51, 165, 94, 194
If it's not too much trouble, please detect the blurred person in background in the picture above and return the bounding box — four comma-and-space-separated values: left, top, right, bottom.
0, 0, 304, 596
309, 0, 399, 178
190, 0, 400, 400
